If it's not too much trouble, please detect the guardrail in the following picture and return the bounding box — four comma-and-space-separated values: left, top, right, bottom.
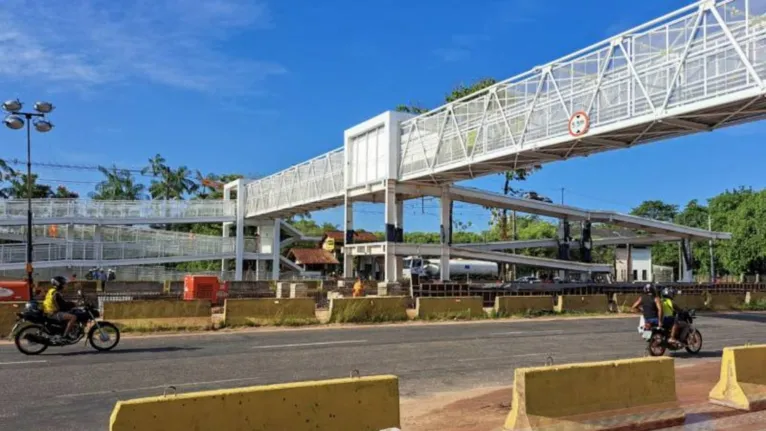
0, 199, 236, 223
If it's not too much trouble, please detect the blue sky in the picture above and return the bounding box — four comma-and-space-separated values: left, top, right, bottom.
1, 0, 764, 234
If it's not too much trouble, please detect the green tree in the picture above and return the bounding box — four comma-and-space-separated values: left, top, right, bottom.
2, 173, 54, 198
53, 185, 79, 198
0, 159, 16, 198
91, 166, 146, 200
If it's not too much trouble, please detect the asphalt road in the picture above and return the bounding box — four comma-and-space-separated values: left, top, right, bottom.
1, 312, 766, 430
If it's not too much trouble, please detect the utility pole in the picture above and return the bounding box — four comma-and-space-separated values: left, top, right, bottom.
708, 213, 715, 282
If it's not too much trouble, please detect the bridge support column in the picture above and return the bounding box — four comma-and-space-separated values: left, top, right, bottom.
440, 187, 452, 282
580, 221, 592, 263
233, 179, 246, 281
94, 226, 103, 263
65, 223, 74, 261
680, 238, 693, 282
271, 219, 281, 281
394, 196, 405, 279
556, 218, 571, 280
343, 194, 354, 278
384, 180, 400, 283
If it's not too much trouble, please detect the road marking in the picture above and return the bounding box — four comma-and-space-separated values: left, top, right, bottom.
489, 330, 566, 336
0, 360, 47, 366
251, 340, 367, 349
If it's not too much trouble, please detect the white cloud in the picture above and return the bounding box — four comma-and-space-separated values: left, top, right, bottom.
0, 0, 286, 95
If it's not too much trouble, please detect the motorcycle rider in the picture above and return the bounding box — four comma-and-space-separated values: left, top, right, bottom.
631, 283, 663, 328
661, 287, 685, 346
42, 276, 78, 341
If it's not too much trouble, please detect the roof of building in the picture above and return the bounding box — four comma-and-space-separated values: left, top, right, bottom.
288, 248, 340, 265
323, 230, 379, 244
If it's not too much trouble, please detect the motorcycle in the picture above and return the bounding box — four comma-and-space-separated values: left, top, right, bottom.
640, 309, 703, 357
10, 290, 120, 355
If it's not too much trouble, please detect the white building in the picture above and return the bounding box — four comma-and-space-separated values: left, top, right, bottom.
615, 246, 653, 282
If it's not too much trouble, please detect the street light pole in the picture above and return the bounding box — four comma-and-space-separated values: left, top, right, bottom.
3, 99, 55, 301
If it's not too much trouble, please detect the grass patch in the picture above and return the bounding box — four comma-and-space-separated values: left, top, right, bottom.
114, 321, 214, 333
736, 299, 766, 311
331, 299, 408, 324
229, 316, 318, 327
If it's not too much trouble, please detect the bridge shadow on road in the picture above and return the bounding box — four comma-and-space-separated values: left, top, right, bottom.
53, 346, 201, 356
671, 349, 722, 359
707, 312, 766, 324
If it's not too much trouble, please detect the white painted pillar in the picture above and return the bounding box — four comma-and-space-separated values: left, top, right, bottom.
440, 187, 452, 281
393, 197, 405, 280
384, 180, 398, 283
234, 179, 246, 281
271, 218, 281, 281
343, 194, 354, 278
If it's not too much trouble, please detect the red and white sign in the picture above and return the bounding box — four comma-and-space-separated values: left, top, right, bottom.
568, 111, 590, 137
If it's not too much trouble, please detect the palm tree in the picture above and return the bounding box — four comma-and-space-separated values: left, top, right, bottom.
91, 165, 146, 200
0, 159, 17, 198
1, 173, 53, 198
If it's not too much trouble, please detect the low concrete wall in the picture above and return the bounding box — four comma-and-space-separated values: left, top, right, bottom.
707, 293, 747, 310
110, 375, 400, 431
104, 300, 211, 329
104, 281, 164, 293
747, 291, 766, 305
556, 294, 610, 313
494, 296, 554, 315
675, 293, 709, 310
416, 297, 484, 319
710, 344, 766, 411
0, 302, 23, 337
329, 297, 408, 323
505, 357, 684, 430
223, 298, 317, 326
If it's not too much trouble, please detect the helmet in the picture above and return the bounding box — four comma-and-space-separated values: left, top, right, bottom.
661, 287, 675, 299
643, 283, 657, 296
51, 276, 68, 289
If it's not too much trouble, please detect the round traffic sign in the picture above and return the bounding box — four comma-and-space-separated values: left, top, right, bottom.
568, 111, 590, 137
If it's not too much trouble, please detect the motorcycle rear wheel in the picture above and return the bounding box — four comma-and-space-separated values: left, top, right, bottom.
88, 322, 120, 352
647, 333, 666, 357
685, 330, 702, 354
14, 324, 49, 356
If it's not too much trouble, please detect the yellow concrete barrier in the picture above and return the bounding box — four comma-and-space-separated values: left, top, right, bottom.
104, 300, 211, 330
494, 296, 553, 316
505, 357, 684, 430
416, 297, 484, 319
556, 295, 609, 313
747, 291, 766, 305
709, 344, 766, 411
674, 292, 708, 310
223, 298, 317, 326
329, 297, 408, 323
110, 375, 400, 431
707, 293, 746, 310
0, 302, 24, 337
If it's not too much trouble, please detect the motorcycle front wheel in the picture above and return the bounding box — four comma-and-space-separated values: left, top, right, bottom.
685, 330, 703, 354
88, 322, 120, 352
14, 324, 49, 356
647, 333, 666, 357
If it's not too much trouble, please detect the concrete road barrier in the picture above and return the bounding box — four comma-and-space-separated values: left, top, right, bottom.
747, 291, 766, 305
556, 294, 610, 313
494, 296, 553, 316
223, 298, 317, 326
110, 375, 400, 431
104, 299, 211, 329
707, 293, 746, 311
329, 297, 408, 323
709, 344, 766, 411
674, 292, 708, 310
416, 297, 484, 319
0, 302, 24, 337
505, 357, 684, 430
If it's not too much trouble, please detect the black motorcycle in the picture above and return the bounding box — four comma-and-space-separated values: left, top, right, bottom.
642, 309, 703, 357
10, 290, 120, 355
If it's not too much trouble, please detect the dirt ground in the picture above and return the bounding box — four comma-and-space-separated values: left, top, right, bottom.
400, 359, 732, 431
